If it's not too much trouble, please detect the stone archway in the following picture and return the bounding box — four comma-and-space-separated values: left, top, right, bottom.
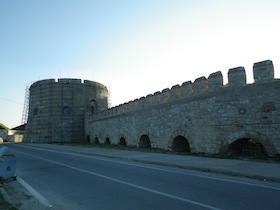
86, 135, 90, 143
171, 135, 190, 152
104, 137, 111, 145
228, 138, 267, 156
168, 130, 193, 152
119, 137, 127, 146
139, 134, 151, 148
220, 131, 277, 157
94, 137, 99, 144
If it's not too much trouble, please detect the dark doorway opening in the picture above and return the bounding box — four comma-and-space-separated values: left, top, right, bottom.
86, 135, 90, 143
119, 137, 127, 146
139, 135, 151, 148
228, 138, 268, 157
171, 136, 190, 152
105, 137, 111, 145
94, 137, 99, 144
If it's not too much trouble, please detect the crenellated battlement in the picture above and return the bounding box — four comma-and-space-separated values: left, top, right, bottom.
90, 60, 277, 121
58, 78, 82, 84
228, 67, 246, 86
31, 78, 83, 87
85, 59, 280, 156
30, 78, 108, 91
31, 79, 56, 86
253, 60, 274, 82
208, 71, 223, 91
193, 76, 208, 93
24, 58, 279, 155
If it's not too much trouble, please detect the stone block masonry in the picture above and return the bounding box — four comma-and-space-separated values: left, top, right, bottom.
85, 60, 280, 156
24, 79, 108, 143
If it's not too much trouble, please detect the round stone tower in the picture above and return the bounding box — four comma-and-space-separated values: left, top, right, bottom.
24, 78, 108, 143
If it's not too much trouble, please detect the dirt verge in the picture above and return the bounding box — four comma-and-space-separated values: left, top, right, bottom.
0, 179, 49, 210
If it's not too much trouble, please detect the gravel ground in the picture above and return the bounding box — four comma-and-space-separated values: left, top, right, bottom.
0, 179, 49, 210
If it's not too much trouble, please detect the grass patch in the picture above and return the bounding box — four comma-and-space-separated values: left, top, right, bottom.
0, 191, 17, 210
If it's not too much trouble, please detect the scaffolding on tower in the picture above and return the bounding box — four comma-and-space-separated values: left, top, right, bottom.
21, 83, 32, 125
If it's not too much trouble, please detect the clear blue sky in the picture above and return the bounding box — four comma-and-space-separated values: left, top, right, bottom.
1, 0, 280, 128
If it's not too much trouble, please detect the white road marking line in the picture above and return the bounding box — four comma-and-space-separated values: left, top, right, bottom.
17, 176, 52, 208
14, 149, 222, 210
13, 144, 280, 191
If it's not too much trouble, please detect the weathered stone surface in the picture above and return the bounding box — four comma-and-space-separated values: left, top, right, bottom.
228, 66, 246, 86
86, 60, 279, 156
24, 79, 108, 143
208, 71, 223, 91
24, 60, 280, 156
253, 60, 274, 82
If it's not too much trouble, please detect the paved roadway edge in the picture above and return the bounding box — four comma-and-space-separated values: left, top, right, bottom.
17, 176, 53, 208
17, 143, 280, 183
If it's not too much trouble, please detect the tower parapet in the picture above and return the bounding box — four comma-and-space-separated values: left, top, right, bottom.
253, 60, 274, 82
31, 79, 56, 86
171, 85, 181, 100
228, 66, 246, 86
145, 94, 153, 107
208, 71, 223, 91
58, 78, 81, 84
152, 91, 161, 105
161, 88, 171, 103
193, 77, 208, 94
181, 81, 193, 96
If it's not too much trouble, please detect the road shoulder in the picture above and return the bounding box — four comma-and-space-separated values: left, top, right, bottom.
0, 178, 49, 210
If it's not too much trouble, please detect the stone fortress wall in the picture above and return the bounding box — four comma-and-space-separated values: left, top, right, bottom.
24, 78, 108, 143
85, 60, 280, 156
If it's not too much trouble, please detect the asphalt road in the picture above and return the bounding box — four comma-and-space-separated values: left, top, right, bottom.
5, 144, 280, 210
